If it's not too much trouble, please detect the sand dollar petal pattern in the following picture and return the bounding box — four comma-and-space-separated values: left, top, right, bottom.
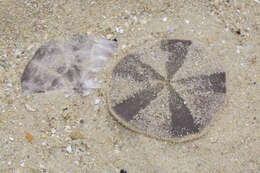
108, 39, 226, 142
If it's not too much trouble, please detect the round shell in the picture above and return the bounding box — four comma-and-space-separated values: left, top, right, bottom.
108, 39, 226, 142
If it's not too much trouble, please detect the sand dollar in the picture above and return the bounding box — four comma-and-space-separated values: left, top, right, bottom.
108, 39, 226, 142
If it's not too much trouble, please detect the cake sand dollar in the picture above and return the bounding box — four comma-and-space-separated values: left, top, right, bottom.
107, 39, 226, 142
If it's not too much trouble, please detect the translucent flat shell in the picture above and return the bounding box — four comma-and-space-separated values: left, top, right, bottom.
21, 35, 117, 96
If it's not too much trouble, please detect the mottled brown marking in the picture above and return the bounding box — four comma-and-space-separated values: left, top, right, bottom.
51, 78, 60, 88
21, 63, 37, 82
65, 69, 75, 82
57, 66, 67, 74
33, 42, 59, 61
72, 65, 81, 77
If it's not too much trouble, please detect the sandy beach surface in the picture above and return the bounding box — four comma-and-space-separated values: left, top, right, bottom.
0, 0, 259, 172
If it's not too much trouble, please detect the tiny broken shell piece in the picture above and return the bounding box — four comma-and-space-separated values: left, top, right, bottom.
21, 35, 117, 96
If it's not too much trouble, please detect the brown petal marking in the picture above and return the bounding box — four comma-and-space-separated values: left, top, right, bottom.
168, 86, 199, 137
208, 72, 226, 93
112, 83, 164, 121
113, 54, 164, 82
160, 40, 192, 80
176, 72, 226, 93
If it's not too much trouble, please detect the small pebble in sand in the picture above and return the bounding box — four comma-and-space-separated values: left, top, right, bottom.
162, 17, 167, 22
115, 27, 124, 33
251, 58, 256, 64
24, 104, 36, 112
25, 132, 33, 142
74, 160, 79, 165
236, 47, 240, 54
66, 145, 72, 153
83, 90, 90, 96
106, 34, 114, 40
51, 128, 56, 134
20, 162, 25, 167
122, 44, 126, 49
41, 133, 46, 139
120, 169, 127, 173
93, 99, 100, 105
79, 119, 84, 124
69, 131, 85, 140
114, 144, 120, 153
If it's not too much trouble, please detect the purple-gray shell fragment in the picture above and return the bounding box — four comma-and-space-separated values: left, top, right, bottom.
21, 35, 117, 96
108, 39, 226, 141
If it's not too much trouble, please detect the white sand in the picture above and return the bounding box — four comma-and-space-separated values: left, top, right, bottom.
0, 0, 259, 172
